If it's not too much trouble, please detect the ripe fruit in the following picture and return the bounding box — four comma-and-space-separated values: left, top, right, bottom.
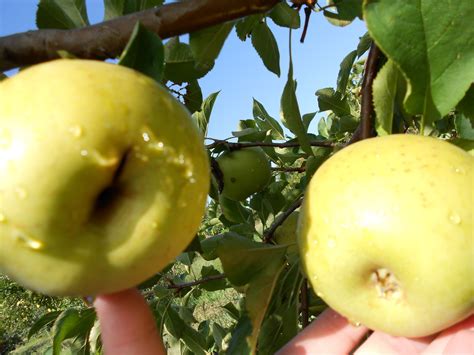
274, 211, 299, 261
0, 59, 210, 296
299, 134, 473, 337
216, 147, 271, 201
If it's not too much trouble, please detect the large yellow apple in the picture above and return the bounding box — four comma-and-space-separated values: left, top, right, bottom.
216, 147, 271, 201
0, 60, 210, 296
299, 134, 473, 337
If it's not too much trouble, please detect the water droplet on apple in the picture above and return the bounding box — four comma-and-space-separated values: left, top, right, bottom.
69, 125, 83, 138
15, 187, 28, 199
142, 132, 151, 142
0, 128, 12, 149
448, 213, 461, 225
316, 291, 324, 298
80, 149, 89, 157
349, 320, 362, 327
453, 167, 465, 174
312, 239, 319, 246
149, 141, 165, 152
14, 231, 43, 250
327, 238, 336, 248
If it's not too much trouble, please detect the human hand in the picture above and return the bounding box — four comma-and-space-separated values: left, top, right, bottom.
94, 288, 473, 354
277, 308, 474, 354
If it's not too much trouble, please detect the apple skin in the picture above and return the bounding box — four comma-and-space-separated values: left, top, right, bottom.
298, 134, 473, 337
0, 59, 210, 296
216, 147, 271, 201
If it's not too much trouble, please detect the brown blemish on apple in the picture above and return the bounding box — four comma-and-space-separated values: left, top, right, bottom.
370, 267, 402, 301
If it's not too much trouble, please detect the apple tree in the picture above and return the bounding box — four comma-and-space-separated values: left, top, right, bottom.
0, 0, 473, 353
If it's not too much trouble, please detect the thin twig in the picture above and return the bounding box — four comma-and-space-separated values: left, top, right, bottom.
264, 198, 303, 243
271, 166, 305, 173
167, 273, 226, 291
0, 0, 279, 71
347, 42, 383, 145
206, 140, 335, 150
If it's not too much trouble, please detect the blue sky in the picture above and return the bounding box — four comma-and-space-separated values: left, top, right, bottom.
0, 1, 367, 139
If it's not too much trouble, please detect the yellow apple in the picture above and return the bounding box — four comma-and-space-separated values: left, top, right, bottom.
216, 147, 271, 201
299, 134, 473, 337
0, 59, 210, 296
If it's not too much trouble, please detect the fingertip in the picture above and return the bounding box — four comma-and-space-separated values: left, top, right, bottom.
94, 288, 165, 355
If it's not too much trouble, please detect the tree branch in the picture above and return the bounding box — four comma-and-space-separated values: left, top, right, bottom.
206, 139, 335, 150
167, 273, 226, 291
347, 42, 383, 145
271, 166, 305, 173
0, 0, 279, 71
300, 279, 309, 327
264, 197, 303, 243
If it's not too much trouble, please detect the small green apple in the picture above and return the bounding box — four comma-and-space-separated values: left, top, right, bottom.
274, 211, 299, 261
216, 147, 271, 201
299, 134, 473, 337
0, 59, 210, 296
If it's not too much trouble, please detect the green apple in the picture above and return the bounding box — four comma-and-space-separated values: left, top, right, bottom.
216, 147, 271, 201
0, 59, 210, 296
298, 134, 473, 337
274, 211, 299, 261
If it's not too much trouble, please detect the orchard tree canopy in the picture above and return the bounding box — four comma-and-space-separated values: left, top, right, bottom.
0, 0, 473, 354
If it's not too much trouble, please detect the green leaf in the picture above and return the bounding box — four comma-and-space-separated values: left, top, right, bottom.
235, 15, 263, 41
281, 55, 312, 155
218, 195, 252, 224
165, 307, 207, 355
184, 80, 203, 114
192, 91, 219, 136
28, 310, 62, 339
457, 86, 474, 120
37, 0, 89, 29
454, 114, 474, 140
253, 99, 285, 140
164, 37, 208, 83
336, 50, 357, 95
217, 234, 287, 353
52, 308, 96, 355
103, 0, 164, 20
190, 22, 234, 73
323, 0, 362, 27
356, 31, 372, 57
316, 87, 353, 117
364, 0, 474, 120
373, 59, 401, 135
119, 22, 164, 82
302, 112, 317, 131
227, 314, 252, 355
251, 21, 281, 77
269, 2, 300, 29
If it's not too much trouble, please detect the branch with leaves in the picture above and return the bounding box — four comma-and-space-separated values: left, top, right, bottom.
0, 0, 279, 71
